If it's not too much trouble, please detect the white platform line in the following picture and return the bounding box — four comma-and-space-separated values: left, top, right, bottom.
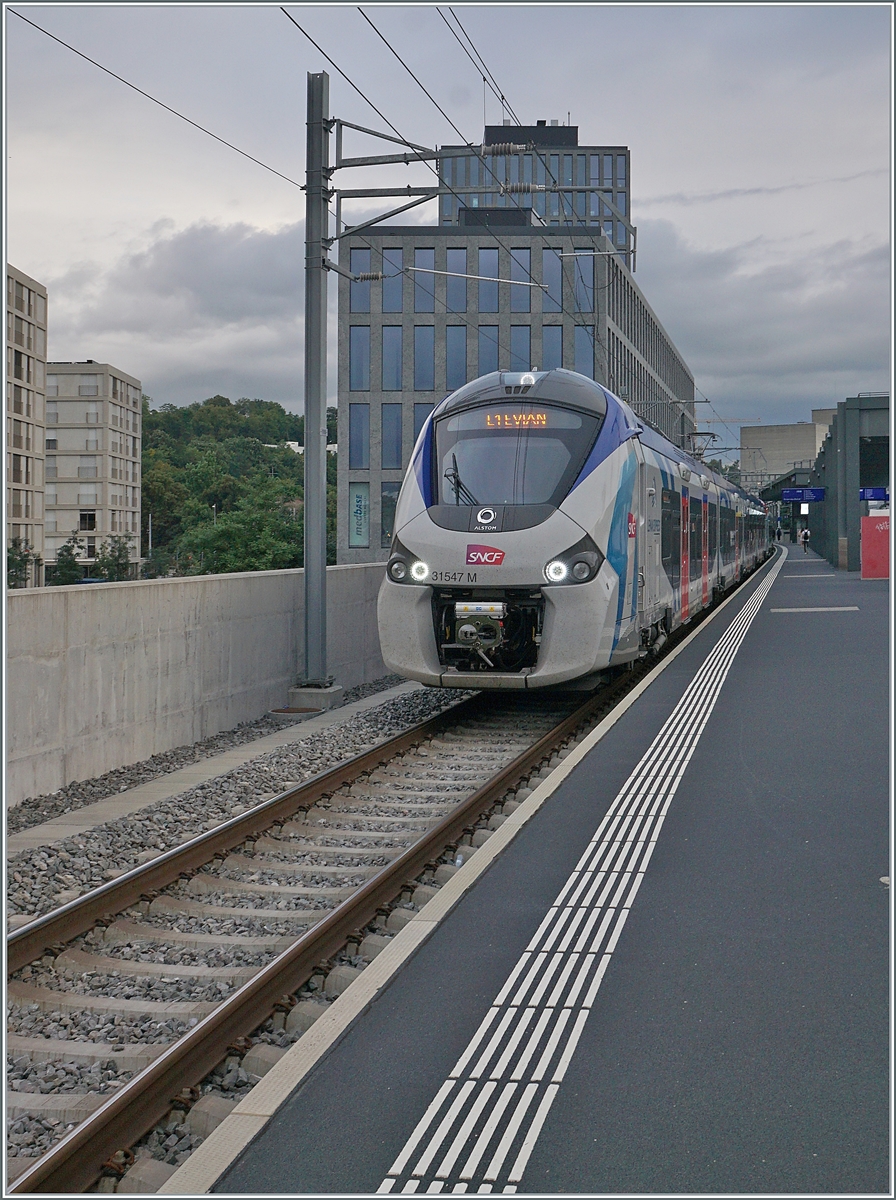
506, 1084, 561, 1183
459, 1083, 519, 1180
435, 1082, 498, 1180
482, 1083, 539, 1181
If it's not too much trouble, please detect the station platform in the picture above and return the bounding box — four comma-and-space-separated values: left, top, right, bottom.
170, 547, 889, 1196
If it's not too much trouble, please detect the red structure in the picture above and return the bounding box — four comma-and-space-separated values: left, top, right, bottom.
860, 515, 889, 579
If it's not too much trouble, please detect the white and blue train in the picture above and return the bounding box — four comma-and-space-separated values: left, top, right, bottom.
377, 368, 771, 689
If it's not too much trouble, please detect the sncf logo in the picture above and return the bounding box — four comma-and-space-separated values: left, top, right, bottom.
466, 544, 505, 566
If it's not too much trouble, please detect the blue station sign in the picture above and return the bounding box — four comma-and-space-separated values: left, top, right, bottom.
782, 488, 826, 502
859, 487, 889, 501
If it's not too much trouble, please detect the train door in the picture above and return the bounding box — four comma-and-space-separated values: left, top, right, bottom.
639, 462, 661, 618
661, 486, 681, 618
708, 495, 718, 595
701, 492, 710, 608
734, 505, 742, 582
680, 486, 690, 620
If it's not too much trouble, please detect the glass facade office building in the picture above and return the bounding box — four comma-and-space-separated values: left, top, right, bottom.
336, 124, 696, 563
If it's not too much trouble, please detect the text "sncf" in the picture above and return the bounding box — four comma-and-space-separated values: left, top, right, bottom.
466, 544, 505, 565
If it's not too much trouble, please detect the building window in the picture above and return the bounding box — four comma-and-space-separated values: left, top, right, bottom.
46, 457, 57, 479
381, 481, 401, 548
46, 402, 58, 423
446, 326, 467, 391
45, 437, 57, 450
616, 155, 626, 185
574, 252, 594, 311
382, 249, 403, 312
478, 248, 499, 312
574, 326, 594, 379
413, 403, 434, 443
46, 375, 58, 397
79, 511, 96, 531
381, 327, 402, 391
349, 326, 370, 391
510, 326, 531, 372
603, 154, 613, 185
414, 248, 435, 312
381, 404, 402, 469
86, 404, 99, 424
348, 404, 370, 469
414, 326, 435, 391
510, 249, 531, 313
350, 248, 371, 312
479, 326, 499, 375
79, 375, 98, 397
446, 248, 467, 312
543, 249, 562, 313
348, 482, 370, 548
542, 326, 563, 371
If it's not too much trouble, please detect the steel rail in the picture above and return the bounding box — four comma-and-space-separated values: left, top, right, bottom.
9, 687, 613, 1194
7, 696, 485, 974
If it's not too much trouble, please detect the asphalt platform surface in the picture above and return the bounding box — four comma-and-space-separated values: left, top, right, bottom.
217, 549, 889, 1195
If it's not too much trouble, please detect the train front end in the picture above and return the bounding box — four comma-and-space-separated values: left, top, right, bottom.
378, 369, 639, 689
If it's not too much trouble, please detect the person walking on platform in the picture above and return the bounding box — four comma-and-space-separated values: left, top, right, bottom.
776, 525, 782, 542
800, 527, 811, 554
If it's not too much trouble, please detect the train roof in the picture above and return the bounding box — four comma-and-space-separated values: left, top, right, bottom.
433, 368, 608, 420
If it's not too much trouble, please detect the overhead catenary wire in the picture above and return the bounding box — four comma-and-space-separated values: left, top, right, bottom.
444, 6, 696, 448
435, 8, 614, 364
344, 6, 608, 353
438, 7, 522, 126
8, 8, 304, 190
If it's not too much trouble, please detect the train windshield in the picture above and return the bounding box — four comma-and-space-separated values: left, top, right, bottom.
434, 402, 601, 507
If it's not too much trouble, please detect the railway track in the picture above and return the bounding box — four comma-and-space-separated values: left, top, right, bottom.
7, 567, 770, 1196
7, 686, 624, 1194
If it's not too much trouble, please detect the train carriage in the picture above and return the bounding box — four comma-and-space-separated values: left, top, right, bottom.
378, 368, 771, 689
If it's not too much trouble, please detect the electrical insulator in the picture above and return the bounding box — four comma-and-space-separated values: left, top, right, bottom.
482, 142, 530, 156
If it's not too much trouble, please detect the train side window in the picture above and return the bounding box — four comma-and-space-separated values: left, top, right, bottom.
708, 502, 717, 561
689, 503, 702, 581
661, 488, 680, 586
720, 507, 735, 565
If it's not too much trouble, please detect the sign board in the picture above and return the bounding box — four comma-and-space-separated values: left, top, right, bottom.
859, 487, 889, 502
861, 515, 889, 579
782, 488, 825, 502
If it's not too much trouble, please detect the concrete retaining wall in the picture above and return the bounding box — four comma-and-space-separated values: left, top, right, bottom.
6, 565, 387, 807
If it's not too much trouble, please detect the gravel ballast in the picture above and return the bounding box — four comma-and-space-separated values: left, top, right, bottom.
7, 686, 469, 919
6, 674, 406, 835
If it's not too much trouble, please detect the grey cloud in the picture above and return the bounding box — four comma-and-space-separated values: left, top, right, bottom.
639, 169, 889, 208
50, 220, 304, 336
634, 219, 889, 427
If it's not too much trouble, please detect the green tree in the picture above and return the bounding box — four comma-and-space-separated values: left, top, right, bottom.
47, 535, 85, 586
7, 537, 37, 588
94, 535, 134, 581
176, 475, 303, 573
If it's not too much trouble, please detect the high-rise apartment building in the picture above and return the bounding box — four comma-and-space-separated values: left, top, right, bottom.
335, 123, 695, 564
44, 361, 142, 567
6, 265, 47, 584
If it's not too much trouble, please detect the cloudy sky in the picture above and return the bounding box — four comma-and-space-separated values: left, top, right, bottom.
4, 3, 891, 456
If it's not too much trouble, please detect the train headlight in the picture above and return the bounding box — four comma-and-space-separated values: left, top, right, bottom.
543, 535, 605, 586
388, 560, 408, 582
410, 560, 430, 582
